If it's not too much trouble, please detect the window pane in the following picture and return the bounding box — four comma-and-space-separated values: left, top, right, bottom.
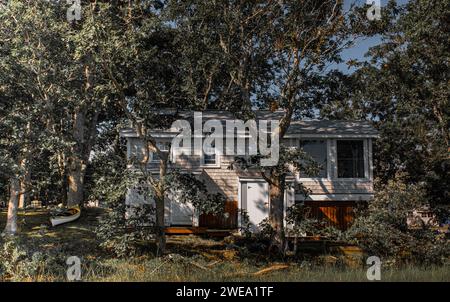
337, 140, 365, 178
203, 154, 216, 165
203, 141, 217, 165
132, 141, 147, 162
300, 140, 327, 178
152, 142, 170, 162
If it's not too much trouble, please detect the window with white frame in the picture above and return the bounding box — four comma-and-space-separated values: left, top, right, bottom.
130, 140, 147, 162
202, 141, 219, 166
151, 141, 171, 162
299, 140, 328, 178
171, 136, 192, 161
337, 140, 365, 178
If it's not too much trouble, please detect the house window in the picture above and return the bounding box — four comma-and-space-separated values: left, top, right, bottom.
202, 141, 219, 166
151, 142, 170, 162
300, 140, 328, 178
337, 140, 365, 178
131, 141, 147, 162
203, 153, 216, 165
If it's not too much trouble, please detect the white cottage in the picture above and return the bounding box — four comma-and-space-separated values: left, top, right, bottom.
120, 111, 378, 231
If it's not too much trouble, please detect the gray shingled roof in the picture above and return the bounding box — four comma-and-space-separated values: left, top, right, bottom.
286, 120, 378, 137
120, 110, 378, 138
177, 110, 286, 121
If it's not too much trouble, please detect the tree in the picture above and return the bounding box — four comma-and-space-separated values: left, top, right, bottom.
0, 100, 33, 234
0, 1, 68, 233
86, 1, 226, 254
1, 1, 134, 212
346, 0, 449, 205
167, 0, 356, 250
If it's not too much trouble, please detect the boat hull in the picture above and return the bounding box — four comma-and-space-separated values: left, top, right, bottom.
50, 208, 81, 227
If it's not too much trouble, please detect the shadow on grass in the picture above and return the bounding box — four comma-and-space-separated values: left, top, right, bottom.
1, 207, 106, 258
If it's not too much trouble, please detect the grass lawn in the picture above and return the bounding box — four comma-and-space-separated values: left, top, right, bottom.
0, 208, 449, 282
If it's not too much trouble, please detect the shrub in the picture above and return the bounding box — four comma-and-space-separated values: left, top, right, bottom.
96, 199, 156, 258
238, 210, 253, 238
89, 150, 157, 257
286, 203, 343, 239
0, 237, 65, 281
166, 169, 226, 215
345, 179, 449, 265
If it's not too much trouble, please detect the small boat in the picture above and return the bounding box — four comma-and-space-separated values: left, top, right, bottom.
50, 206, 81, 227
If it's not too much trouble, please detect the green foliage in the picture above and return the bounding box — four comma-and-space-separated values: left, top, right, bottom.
286, 203, 343, 240
238, 205, 344, 252
339, 0, 450, 205
166, 169, 225, 215
166, 0, 355, 113
95, 169, 226, 257
238, 210, 253, 239
93, 153, 156, 257
345, 179, 449, 265
92, 153, 226, 257
96, 201, 156, 258
86, 136, 129, 207
320, 0, 449, 206
256, 218, 277, 242
0, 0, 135, 210
0, 237, 65, 281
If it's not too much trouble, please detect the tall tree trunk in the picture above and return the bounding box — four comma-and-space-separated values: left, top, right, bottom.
18, 158, 31, 209
268, 175, 285, 253
61, 172, 68, 206
67, 64, 98, 207
4, 178, 20, 235
67, 107, 98, 207
58, 151, 68, 206
67, 157, 85, 207
67, 108, 85, 207
266, 117, 291, 253
154, 190, 166, 256
154, 158, 168, 256
432, 104, 449, 148
19, 121, 32, 209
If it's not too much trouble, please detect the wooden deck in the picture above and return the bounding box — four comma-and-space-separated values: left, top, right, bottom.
165, 227, 234, 237
165, 227, 206, 234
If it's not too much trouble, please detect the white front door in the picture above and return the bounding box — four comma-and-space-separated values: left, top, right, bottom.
244, 181, 269, 231
170, 200, 194, 225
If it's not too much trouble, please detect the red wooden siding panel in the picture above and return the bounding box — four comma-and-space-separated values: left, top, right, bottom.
200, 200, 238, 229
304, 201, 357, 230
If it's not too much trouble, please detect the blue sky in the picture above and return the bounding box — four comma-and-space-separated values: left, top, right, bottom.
336, 0, 409, 73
